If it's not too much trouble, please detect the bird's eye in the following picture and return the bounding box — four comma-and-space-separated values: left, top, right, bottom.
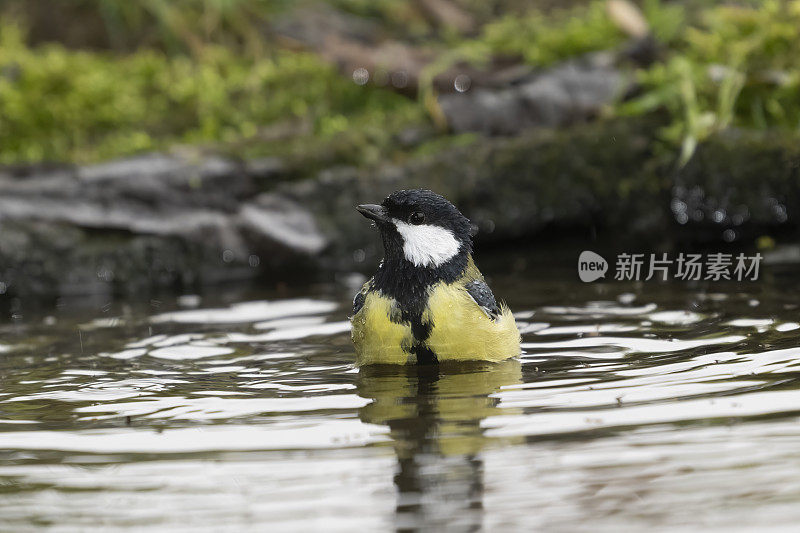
408, 211, 425, 225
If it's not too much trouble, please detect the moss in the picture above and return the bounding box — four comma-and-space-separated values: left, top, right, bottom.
447, 0, 683, 68
0, 23, 426, 165
478, 2, 626, 66
619, 1, 800, 161
4, 1, 800, 167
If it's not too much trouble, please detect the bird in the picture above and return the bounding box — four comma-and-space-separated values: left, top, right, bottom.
350, 189, 520, 365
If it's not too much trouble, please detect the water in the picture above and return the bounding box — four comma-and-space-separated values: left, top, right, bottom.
2, 256, 800, 531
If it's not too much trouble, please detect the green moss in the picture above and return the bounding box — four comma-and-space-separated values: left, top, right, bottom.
619, 1, 800, 162
4, 1, 800, 167
463, 0, 683, 67
479, 2, 626, 66
0, 23, 425, 164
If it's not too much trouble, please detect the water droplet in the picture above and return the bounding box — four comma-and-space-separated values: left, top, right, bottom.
670, 198, 687, 214
454, 74, 471, 93
352, 67, 369, 86
722, 229, 736, 242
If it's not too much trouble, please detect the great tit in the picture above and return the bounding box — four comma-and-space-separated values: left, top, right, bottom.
351, 189, 521, 365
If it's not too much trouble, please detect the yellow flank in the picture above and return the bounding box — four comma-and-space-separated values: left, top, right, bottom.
424, 282, 521, 362
351, 292, 412, 365
351, 266, 521, 365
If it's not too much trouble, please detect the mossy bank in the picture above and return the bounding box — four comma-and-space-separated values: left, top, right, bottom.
1, 119, 799, 299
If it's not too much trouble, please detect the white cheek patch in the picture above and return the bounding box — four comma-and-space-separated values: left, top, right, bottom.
393, 219, 460, 268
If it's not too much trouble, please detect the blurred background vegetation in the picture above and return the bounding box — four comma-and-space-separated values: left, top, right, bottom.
1, 0, 799, 169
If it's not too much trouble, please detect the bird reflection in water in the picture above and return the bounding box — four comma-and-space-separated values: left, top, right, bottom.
357, 360, 522, 531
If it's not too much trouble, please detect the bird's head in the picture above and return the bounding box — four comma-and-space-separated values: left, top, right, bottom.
357, 189, 472, 269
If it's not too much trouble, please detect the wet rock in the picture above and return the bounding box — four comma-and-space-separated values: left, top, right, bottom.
273, 120, 665, 268
0, 153, 324, 298
239, 193, 327, 260
76, 153, 255, 209
671, 130, 800, 244
273, 120, 800, 270
2, 122, 799, 299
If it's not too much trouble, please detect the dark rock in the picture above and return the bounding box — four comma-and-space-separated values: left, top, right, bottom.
271, 120, 800, 270
670, 130, 800, 244
272, 120, 665, 269
2, 122, 799, 299
244, 157, 287, 185
0, 153, 325, 298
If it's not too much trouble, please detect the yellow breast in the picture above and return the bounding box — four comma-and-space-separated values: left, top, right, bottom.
424, 283, 521, 363
351, 280, 520, 365
351, 292, 413, 365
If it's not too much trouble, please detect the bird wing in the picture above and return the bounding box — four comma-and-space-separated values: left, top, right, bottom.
352, 278, 373, 315
465, 279, 501, 320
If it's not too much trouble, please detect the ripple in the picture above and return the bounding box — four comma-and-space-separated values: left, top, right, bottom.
725, 318, 775, 328
535, 324, 638, 336
226, 321, 351, 342
0, 421, 388, 453
75, 394, 370, 421
522, 334, 745, 357
646, 310, 705, 325
4, 280, 800, 531
541, 302, 658, 317
482, 419, 800, 531
0, 455, 396, 530
149, 345, 234, 360
150, 299, 338, 324
484, 389, 800, 438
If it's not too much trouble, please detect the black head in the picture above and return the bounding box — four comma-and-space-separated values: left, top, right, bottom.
357, 189, 472, 270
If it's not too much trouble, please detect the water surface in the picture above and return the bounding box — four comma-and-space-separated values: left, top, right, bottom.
2, 257, 800, 531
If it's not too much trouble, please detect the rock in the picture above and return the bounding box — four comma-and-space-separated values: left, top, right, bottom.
669, 129, 800, 244
239, 193, 328, 257
271, 120, 800, 270
271, 120, 665, 269
1, 121, 799, 299
0, 153, 325, 298
439, 53, 626, 135
243, 157, 286, 185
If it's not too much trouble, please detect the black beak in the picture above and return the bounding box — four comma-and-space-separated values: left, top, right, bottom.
357, 204, 389, 223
